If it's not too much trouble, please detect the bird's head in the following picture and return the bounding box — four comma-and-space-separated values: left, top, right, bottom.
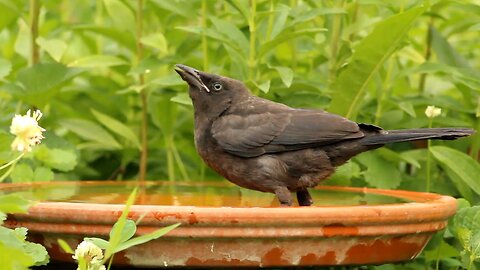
175, 64, 250, 120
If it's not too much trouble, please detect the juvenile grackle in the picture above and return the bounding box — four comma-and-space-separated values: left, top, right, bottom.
175, 64, 474, 206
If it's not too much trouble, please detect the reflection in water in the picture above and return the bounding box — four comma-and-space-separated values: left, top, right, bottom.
0, 181, 412, 207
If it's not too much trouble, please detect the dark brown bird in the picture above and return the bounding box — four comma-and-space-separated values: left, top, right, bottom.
175, 64, 474, 206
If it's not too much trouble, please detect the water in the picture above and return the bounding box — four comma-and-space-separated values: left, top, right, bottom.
0, 181, 412, 207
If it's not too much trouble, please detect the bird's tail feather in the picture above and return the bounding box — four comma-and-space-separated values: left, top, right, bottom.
360, 128, 474, 146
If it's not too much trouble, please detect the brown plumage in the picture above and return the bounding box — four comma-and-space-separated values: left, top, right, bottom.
175, 64, 474, 206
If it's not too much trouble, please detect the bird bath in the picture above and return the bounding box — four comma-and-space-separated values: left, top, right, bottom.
2, 181, 456, 268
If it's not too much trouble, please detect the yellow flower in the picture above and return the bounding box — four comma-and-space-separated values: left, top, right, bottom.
425, 105, 441, 118
9, 109, 45, 152
73, 240, 105, 270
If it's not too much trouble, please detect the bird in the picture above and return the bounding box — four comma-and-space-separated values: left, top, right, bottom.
174, 64, 474, 206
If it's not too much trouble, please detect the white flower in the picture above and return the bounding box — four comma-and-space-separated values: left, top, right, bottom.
73, 240, 105, 270
9, 109, 45, 152
425, 105, 442, 118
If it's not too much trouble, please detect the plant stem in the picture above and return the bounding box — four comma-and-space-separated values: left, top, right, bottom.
165, 135, 175, 181
328, 0, 345, 85
265, 0, 274, 41
136, 0, 148, 184
0, 153, 25, 182
201, 0, 208, 70
248, 0, 257, 82
426, 118, 433, 192
418, 16, 434, 93
29, 0, 40, 66
374, 57, 395, 125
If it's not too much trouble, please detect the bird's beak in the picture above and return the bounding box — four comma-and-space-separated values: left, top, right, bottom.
175, 64, 210, 93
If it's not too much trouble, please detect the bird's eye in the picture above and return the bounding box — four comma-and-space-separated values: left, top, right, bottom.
213, 82, 222, 91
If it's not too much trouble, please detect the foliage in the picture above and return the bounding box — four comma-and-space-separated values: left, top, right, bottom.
0, 0, 479, 269
0, 194, 49, 268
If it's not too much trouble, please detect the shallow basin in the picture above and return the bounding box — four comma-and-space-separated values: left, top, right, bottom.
1, 181, 457, 267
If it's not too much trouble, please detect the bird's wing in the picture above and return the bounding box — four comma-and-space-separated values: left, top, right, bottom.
211, 109, 364, 158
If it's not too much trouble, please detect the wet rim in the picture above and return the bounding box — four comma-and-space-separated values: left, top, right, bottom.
1, 180, 458, 228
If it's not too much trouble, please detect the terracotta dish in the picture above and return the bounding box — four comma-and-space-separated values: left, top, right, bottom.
1, 181, 457, 267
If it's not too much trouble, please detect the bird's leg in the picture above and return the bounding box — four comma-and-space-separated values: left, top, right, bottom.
296, 189, 313, 206
274, 187, 293, 206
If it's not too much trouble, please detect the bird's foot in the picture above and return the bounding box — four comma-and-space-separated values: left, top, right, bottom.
274, 187, 293, 206
296, 189, 313, 206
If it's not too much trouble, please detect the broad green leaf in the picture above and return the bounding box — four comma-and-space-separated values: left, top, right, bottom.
33, 167, 54, 182
10, 163, 33, 183
60, 119, 121, 150
114, 223, 180, 253
0, 194, 32, 213
273, 66, 294, 87
24, 241, 49, 266
150, 74, 184, 87
329, 6, 425, 119
103, 0, 135, 33
431, 27, 469, 68
171, 93, 192, 106
0, 244, 35, 269
68, 55, 128, 68
140, 33, 168, 53
34, 145, 77, 172
16, 63, 71, 107
36, 37, 67, 62
430, 146, 480, 195
109, 219, 136, 244
0, 1, 19, 30
454, 206, 480, 234
257, 80, 271, 93
91, 109, 141, 149
210, 16, 249, 56
0, 58, 12, 79
149, 95, 178, 135
225, 0, 249, 21
150, 0, 189, 17
72, 25, 135, 49
356, 151, 402, 189
259, 28, 327, 57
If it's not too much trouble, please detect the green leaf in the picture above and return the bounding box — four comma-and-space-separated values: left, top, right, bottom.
83, 238, 109, 250
170, 93, 192, 106
91, 109, 141, 149
15, 62, 71, 107
0, 58, 12, 79
34, 145, 77, 172
150, 74, 184, 87
24, 241, 49, 266
103, 0, 135, 33
68, 55, 128, 68
104, 187, 137, 260
36, 37, 67, 62
60, 119, 121, 150
356, 151, 402, 189
10, 163, 33, 183
33, 166, 54, 182
150, 0, 189, 17
329, 6, 425, 119
225, 0, 249, 22
259, 28, 327, 58
140, 33, 168, 53
273, 66, 294, 87
114, 223, 180, 253
57, 239, 74, 254
109, 219, 136, 244
430, 146, 480, 196
0, 194, 32, 213
257, 80, 271, 93
431, 27, 469, 68
210, 16, 249, 56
